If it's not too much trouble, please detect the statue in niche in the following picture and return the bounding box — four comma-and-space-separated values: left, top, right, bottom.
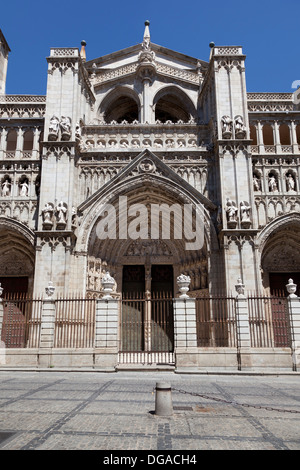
234, 115, 247, 138
1, 179, 11, 197
253, 174, 261, 191
240, 201, 251, 228
225, 198, 238, 227
56, 201, 68, 229
48, 115, 60, 141
286, 174, 295, 192
221, 115, 233, 138
60, 116, 72, 141
268, 175, 277, 192
19, 180, 29, 197
42, 202, 54, 229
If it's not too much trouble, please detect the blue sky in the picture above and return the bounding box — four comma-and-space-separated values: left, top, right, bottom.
1, 0, 299, 95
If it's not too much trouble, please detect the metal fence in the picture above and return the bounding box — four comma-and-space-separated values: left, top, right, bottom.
247, 295, 291, 348
1, 295, 43, 348
0, 292, 294, 353
195, 296, 237, 347
54, 297, 96, 348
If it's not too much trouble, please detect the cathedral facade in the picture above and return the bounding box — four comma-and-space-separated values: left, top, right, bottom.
1, 23, 300, 370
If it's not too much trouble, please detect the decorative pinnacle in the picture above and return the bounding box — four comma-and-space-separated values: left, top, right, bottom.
80, 40, 86, 62
143, 20, 150, 43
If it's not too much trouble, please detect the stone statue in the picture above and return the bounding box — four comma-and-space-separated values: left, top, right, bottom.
240, 201, 251, 228
225, 198, 238, 226
60, 116, 72, 140
286, 174, 295, 192
234, 115, 247, 138
56, 201, 68, 228
42, 202, 54, 229
1, 179, 11, 197
221, 115, 233, 138
268, 175, 277, 192
20, 180, 29, 197
48, 115, 60, 140
253, 174, 260, 191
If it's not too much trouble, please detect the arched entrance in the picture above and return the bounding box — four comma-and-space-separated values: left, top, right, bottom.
260, 216, 300, 295
0, 218, 35, 296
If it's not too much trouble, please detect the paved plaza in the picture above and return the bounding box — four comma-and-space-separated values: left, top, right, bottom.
0, 370, 299, 452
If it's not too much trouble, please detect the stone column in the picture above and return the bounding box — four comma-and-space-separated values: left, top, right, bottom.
39, 282, 56, 367
286, 279, 300, 371
235, 278, 252, 370
174, 275, 198, 371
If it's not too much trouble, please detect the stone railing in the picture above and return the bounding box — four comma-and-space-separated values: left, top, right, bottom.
80, 124, 205, 152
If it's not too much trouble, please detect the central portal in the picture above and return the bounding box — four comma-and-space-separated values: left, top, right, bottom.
122, 264, 173, 297
121, 264, 174, 357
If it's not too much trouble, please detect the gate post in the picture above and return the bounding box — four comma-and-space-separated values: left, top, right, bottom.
174, 276, 198, 371
94, 298, 119, 371
235, 278, 252, 370
39, 282, 56, 367
286, 279, 300, 371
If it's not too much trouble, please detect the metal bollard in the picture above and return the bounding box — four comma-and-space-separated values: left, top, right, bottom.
155, 382, 173, 416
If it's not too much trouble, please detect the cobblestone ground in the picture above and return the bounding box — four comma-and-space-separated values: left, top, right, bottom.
0, 371, 299, 451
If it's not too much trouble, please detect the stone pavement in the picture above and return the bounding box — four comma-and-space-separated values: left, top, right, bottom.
0, 370, 299, 452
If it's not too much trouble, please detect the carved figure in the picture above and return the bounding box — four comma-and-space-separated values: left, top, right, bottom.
268, 175, 277, 192
56, 201, 68, 228
1, 179, 11, 197
253, 174, 261, 191
60, 116, 72, 140
20, 180, 29, 197
42, 202, 54, 228
240, 201, 250, 221
234, 115, 247, 138
221, 115, 233, 138
286, 174, 295, 192
48, 115, 60, 140
225, 198, 238, 222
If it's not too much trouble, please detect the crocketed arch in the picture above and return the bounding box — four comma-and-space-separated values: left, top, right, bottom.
99, 87, 140, 123
153, 86, 196, 123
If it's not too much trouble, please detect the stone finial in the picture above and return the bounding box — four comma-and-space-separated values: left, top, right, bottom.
80, 40, 86, 62
177, 274, 191, 299
45, 281, 55, 299
286, 279, 297, 298
235, 278, 245, 297
101, 271, 116, 300
143, 20, 150, 47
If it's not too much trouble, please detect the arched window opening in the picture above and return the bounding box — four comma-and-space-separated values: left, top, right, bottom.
279, 124, 291, 145
296, 124, 300, 145
104, 96, 139, 123
6, 129, 17, 151
155, 94, 190, 123
250, 125, 257, 145
23, 130, 34, 151
262, 124, 274, 145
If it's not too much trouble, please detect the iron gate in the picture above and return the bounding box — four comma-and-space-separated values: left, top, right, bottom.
119, 293, 174, 365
